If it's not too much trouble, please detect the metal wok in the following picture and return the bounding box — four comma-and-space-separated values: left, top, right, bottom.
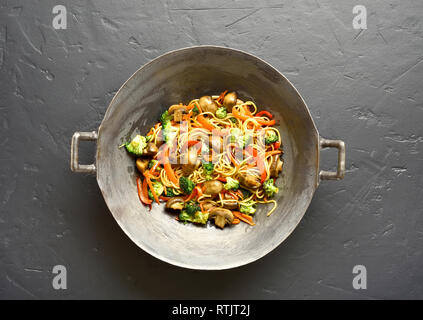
71, 46, 345, 270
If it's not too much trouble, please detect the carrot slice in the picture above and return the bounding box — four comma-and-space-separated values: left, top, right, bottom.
265, 150, 282, 157
232, 218, 240, 225
232, 211, 255, 226
145, 173, 159, 204
197, 114, 215, 131
159, 145, 179, 185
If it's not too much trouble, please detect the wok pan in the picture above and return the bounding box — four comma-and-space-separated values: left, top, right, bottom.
71, 46, 345, 270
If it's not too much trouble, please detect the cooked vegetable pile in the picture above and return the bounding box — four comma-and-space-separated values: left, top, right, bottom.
122, 91, 284, 229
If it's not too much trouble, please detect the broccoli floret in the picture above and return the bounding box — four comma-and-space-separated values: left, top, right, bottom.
179, 176, 195, 195
147, 181, 164, 200
263, 178, 279, 197
229, 128, 241, 142
229, 128, 251, 148
148, 159, 158, 169
240, 200, 257, 215
160, 110, 172, 125
224, 177, 239, 190
229, 117, 237, 124
192, 105, 199, 115
202, 161, 214, 180
125, 135, 147, 156
179, 202, 209, 224
159, 110, 179, 144
185, 201, 201, 215
192, 211, 209, 224
165, 126, 178, 144
165, 188, 178, 197
179, 210, 209, 225
216, 107, 227, 119
265, 130, 279, 145
178, 211, 191, 223
240, 188, 251, 199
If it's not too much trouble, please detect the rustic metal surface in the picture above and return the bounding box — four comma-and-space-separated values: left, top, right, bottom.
1, 0, 422, 299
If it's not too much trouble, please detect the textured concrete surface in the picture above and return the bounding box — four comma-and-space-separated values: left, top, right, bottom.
1, 0, 422, 299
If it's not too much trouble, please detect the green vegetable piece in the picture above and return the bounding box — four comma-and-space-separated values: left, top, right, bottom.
265, 130, 278, 145
263, 178, 279, 197
179, 176, 195, 195
179, 210, 209, 225
125, 135, 147, 156
147, 181, 164, 200
165, 188, 178, 197
240, 188, 251, 199
224, 177, 240, 190
148, 159, 158, 169
216, 107, 227, 119
202, 161, 214, 180
185, 201, 201, 215
229, 128, 251, 148
160, 110, 172, 125
240, 200, 257, 215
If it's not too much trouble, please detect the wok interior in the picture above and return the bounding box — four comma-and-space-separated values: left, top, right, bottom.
97, 47, 319, 269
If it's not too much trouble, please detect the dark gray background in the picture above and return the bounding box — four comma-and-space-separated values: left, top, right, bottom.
1, 0, 422, 299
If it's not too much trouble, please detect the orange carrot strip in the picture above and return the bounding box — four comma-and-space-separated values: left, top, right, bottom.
160, 145, 179, 185
232, 107, 250, 121
145, 174, 159, 204
241, 213, 253, 222
197, 114, 215, 131
256, 118, 276, 126
232, 218, 240, 225
265, 150, 282, 157
232, 211, 255, 226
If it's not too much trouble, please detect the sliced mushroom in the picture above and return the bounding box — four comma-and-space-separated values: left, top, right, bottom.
223, 199, 238, 209
223, 193, 238, 209
203, 180, 223, 196
199, 96, 219, 114
181, 147, 200, 175
223, 92, 237, 112
173, 109, 184, 122
136, 158, 149, 174
202, 202, 215, 211
165, 197, 185, 211
168, 104, 187, 114
270, 155, 283, 178
209, 208, 234, 229
143, 142, 158, 157
238, 173, 261, 189
168, 105, 187, 122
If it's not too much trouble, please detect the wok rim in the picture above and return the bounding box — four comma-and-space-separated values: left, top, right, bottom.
96, 45, 320, 270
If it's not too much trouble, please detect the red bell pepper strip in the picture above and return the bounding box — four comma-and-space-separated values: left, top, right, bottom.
137, 177, 152, 210
256, 110, 273, 118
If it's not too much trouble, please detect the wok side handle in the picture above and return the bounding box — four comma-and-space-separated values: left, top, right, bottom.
71, 131, 98, 174
319, 137, 345, 180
